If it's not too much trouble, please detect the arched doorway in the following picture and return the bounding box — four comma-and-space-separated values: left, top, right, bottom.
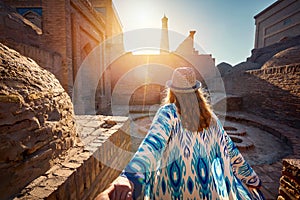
129, 84, 164, 106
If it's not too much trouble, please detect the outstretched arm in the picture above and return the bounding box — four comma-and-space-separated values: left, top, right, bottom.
121, 105, 174, 198
96, 105, 173, 199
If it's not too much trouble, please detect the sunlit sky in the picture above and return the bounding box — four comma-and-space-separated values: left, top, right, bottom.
112, 0, 277, 66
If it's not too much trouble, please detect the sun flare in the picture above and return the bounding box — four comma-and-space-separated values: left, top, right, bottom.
134, 9, 156, 28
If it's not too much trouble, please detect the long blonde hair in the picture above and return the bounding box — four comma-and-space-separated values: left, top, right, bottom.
162, 88, 213, 132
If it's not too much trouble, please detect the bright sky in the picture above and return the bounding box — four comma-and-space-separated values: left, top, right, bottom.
112, 0, 277, 66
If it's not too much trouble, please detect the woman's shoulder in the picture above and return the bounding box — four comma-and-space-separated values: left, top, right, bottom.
160, 103, 176, 110
157, 103, 178, 118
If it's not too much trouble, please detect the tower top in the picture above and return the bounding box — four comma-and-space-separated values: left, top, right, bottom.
160, 14, 169, 53
189, 30, 196, 38
162, 14, 168, 21
161, 14, 168, 29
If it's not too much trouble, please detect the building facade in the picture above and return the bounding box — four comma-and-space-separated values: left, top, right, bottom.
110, 16, 216, 108
254, 0, 300, 48
1, 3, 216, 115
1, 0, 123, 114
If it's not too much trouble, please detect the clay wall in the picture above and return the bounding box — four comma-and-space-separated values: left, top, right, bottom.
278, 159, 300, 200
223, 64, 300, 128
249, 35, 300, 66
0, 43, 76, 200
11, 115, 132, 200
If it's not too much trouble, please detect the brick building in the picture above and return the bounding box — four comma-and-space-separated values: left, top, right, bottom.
1, 0, 123, 114
254, 0, 300, 48
0, 2, 216, 115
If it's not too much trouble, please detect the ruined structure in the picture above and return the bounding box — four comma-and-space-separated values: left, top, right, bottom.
213, 1, 300, 198
0, 43, 132, 200
0, 2, 216, 114
217, 0, 300, 130
0, 43, 76, 199
262, 45, 300, 69
218, 17, 300, 130
254, 0, 300, 48
278, 159, 300, 199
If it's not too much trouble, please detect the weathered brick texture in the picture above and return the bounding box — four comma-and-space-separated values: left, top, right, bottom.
1, 0, 121, 114
0, 43, 76, 200
278, 159, 300, 200
13, 115, 132, 200
223, 64, 300, 129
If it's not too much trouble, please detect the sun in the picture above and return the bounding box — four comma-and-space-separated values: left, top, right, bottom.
134, 9, 157, 28
114, 0, 161, 29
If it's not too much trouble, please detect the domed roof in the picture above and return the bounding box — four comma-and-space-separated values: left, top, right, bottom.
262, 45, 300, 69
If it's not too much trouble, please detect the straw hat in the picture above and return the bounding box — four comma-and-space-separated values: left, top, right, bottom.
166, 67, 201, 93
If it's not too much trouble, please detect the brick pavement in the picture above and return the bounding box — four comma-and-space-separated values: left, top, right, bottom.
13, 115, 132, 200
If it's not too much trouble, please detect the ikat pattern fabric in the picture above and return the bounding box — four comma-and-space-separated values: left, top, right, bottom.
122, 104, 262, 200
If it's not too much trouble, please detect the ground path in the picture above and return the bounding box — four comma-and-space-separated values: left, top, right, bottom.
221, 111, 299, 199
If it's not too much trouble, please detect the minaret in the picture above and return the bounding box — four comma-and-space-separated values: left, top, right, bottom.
160, 14, 169, 54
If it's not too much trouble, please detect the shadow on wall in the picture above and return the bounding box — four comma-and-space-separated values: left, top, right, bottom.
223, 65, 300, 129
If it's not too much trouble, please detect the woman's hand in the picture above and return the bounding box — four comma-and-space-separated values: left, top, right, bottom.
95, 176, 134, 200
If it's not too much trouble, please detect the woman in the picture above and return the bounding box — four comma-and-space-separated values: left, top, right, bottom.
96, 67, 264, 200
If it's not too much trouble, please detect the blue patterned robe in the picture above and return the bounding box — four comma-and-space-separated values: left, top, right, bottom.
121, 104, 262, 199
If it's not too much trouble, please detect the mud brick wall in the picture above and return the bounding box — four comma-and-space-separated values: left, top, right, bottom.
13, 115, 132, 200
2, 41, 63, 76
278, 159, 300, 200
0, 43, 76, 200
248, 35, 300, 65
223, 64, 300, 128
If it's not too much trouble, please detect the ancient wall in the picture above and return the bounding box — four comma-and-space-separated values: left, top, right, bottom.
70, 0, 105, 71
278, 159, 300, 200
3, 42, 62, 77
0, 43, 77, 200
2, 0, 117, 108
129, 84, 164, 105
2, 0, 71, 92
90, 0, 123, 38
248, 35, 300, 66
223, 64, 300, 129
70, 0, 114, 115
13, 115, 132, 200
0, 2, 42, 46
0, 2, 67, 88
110, 52, 216, 107
1, 0, 120, 115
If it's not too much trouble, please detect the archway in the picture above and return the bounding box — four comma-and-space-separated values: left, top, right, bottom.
129, 83, 164, 106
